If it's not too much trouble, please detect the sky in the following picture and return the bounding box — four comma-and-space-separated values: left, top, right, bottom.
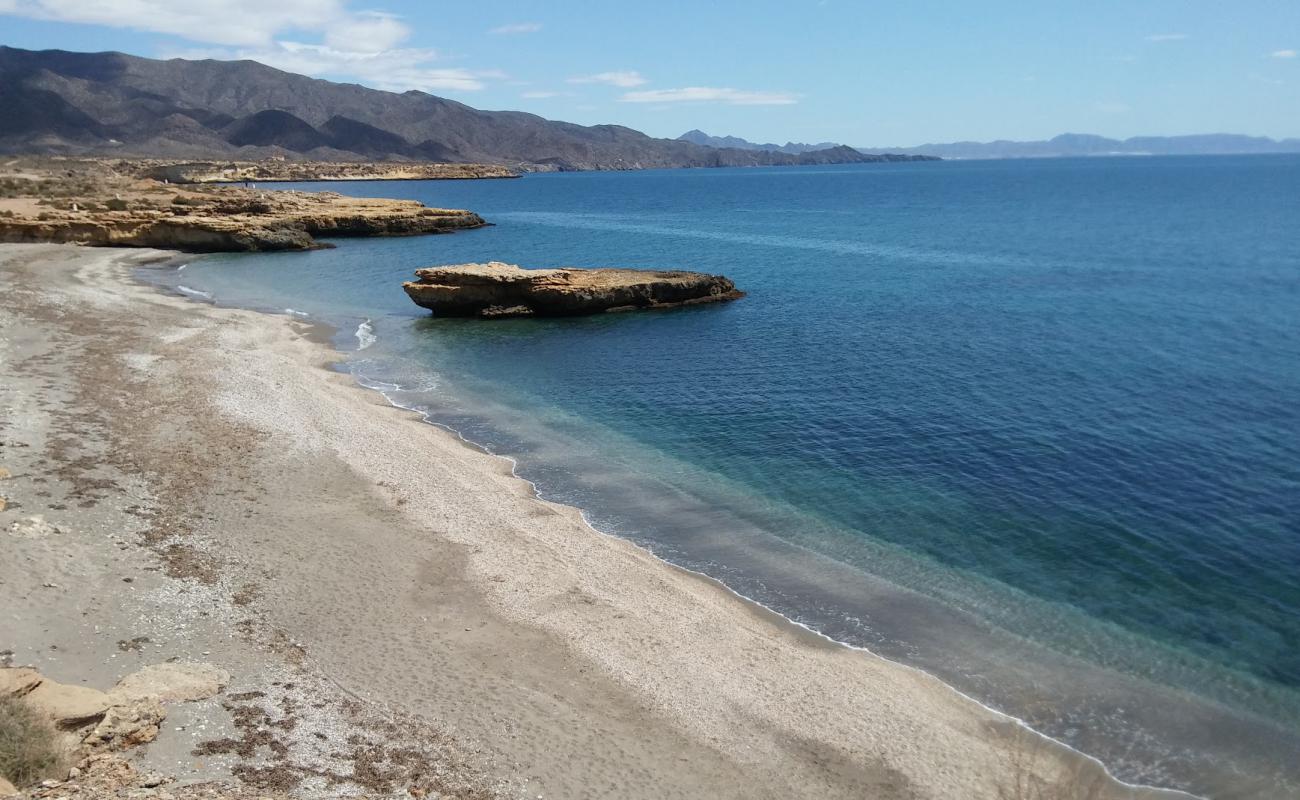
1, 0, 1297, 146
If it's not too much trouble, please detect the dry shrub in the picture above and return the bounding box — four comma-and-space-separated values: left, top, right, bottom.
0, 694, 66, 788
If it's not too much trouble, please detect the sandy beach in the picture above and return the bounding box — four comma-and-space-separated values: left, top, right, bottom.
0, 243, 1175, 799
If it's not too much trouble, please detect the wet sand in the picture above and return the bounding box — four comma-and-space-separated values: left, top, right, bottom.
0, 244, 1178, 799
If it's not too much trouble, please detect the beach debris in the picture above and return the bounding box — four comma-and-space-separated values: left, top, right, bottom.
7, 515, 61, 538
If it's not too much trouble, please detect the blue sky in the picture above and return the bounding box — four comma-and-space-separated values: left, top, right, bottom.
1, 1, 1297, 145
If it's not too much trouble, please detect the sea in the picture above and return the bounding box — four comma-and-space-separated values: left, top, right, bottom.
150, 155, 1300, 799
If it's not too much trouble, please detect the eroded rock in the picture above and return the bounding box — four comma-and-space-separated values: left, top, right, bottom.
23, 681, 111, 728
403, 261, 744, 318
83, 698, 166, 750
0, 667, 42, 697
109, 662, 229, 704
0, 162, 488, 253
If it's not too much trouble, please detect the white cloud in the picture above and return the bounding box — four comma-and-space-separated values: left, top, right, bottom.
3, 0, 506, 93
568, 70, 648, 88
488, 22, 541, 35
1145, 33, 1188, 42
620, 87, 799, 106
2, 0, 349, 47
255, 42, 502, 91
1271, 49, 1297, 59
521, 90, 570, 99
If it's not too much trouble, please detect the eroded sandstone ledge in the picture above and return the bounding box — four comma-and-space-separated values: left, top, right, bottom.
127, 159, 519, 184
0, 158, 488, 252
403, 261, 744, 318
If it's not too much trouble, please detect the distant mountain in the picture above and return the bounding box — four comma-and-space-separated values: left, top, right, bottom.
859, 132, 1300, 160
0, 46, 931, 171
678, 129, 843, 155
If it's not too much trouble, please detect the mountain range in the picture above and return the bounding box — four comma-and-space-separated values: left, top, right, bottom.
677, 129, 843, 155
0, 46, 932, 171
856, 132, 1300, 159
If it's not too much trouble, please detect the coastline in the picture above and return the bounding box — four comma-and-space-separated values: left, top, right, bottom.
0, 243, 1180, 799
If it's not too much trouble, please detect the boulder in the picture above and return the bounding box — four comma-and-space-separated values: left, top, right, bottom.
23, 681, 111, 728
109, 662, 228, 704
403, 262, 744, 318
0, 776, 18, 797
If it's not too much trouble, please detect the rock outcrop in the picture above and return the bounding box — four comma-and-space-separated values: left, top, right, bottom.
131, 159, 519, 184
0, 159, 487, 252
403, 262, 744, 318
0, 664, 229, 793
109, 662, 229, 704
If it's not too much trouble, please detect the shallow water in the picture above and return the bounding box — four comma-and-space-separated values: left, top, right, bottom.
160, 156, 1300, 798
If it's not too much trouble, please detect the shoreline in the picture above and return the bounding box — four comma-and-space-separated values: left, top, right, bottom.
341, 331, 1202, 800
158, 255, 1200, 798
1, 243, 1180, 799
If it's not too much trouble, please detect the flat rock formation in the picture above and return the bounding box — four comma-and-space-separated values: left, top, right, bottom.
0, 159, 486, 252
130, 159, 518, 184
403, 261, 744, 318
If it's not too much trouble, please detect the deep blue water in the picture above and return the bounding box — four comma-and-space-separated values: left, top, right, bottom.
163, 157, 1300, 798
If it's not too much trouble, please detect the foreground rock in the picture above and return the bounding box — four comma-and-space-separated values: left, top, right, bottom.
403, 261, 745, 318
0, 159, 486, 252
0, 664, 228, 794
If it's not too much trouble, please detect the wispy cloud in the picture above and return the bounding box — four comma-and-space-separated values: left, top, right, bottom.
620, 87, 799, 106
1145, 33, 1188, 42
568, 70, 648, 88
1271, 49, 1297, 59
521, 90, 572, 99
488, 21, 541, 35
170, 42, 503, 91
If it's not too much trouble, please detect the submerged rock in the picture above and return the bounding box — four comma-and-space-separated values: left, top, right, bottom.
403, 261, 744, 318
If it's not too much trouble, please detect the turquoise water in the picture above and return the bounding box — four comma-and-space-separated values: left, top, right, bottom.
162, 157, 1300, 798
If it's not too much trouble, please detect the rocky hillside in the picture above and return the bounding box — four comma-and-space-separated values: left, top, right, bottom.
0, 46, 933, 171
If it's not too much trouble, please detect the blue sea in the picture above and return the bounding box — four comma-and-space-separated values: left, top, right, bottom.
155, 156, 1300, 799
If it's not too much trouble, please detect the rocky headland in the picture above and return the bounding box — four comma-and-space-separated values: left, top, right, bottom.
402, 262, 744, 318
0, 159, 486, 252
130, 160, 518, 184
